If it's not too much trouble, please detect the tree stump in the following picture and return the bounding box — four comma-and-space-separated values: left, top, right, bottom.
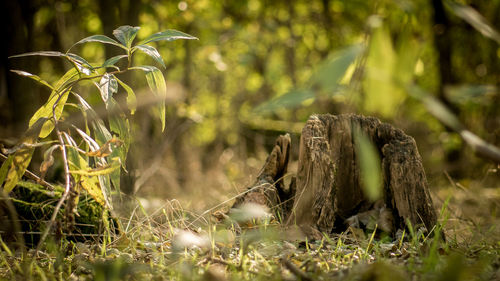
233, 114, 438, 237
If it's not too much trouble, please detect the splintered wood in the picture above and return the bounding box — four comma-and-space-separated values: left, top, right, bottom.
234, 114, 437, 238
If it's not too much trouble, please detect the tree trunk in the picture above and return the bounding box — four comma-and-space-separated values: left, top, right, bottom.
234, 114, 438, 238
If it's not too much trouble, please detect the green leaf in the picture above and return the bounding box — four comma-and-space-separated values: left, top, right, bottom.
133, 44, 165, 68
445, 0, 500, 44
131, 66, 167, 131
91, 118, 113, 147
0, 154, 14, 187
10, 51, 95, 76
96, 73, 118, 109
310, 44, 363, 91
74, 94, 113, 144
74, 127, 100, 152
113, 25, 140, 48
71, 35, 127, 50
1, 118, 47, 193
394, 34, 420, 84
362, 26, 412, 118
255, 45, 361, 114
354, 130, 382, 202
73, 94, 117, 199
70, 163, 120, 177
145, 68, 167, 131
107, 98, 130, 194
10, 70, 55, 90
64, 134, 108, 208
116, 77, 137, 114
107, 156, 121, 195
9, 51, 65, 58
66, 53, 94, 75
102, 55, 128, 69
64, 132, 87, 169
138, 29, 198, 45
445, 84, 497, 105
66, 53, 92, 68
29, 68, 80, 138
255, 89, 315, 113
97, 173, 112, 210
108, 98, 130, 163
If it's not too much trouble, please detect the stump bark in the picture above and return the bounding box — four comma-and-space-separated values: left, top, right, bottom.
234, 114, 438, 237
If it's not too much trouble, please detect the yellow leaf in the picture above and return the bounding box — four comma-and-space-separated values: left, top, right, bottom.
1, 118, 47, 193
67, 145, 108, 207
70, 163, 120, 177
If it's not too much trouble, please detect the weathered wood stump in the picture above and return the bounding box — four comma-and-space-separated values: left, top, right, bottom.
234, 114, 437, 237
233, 133, 295, 216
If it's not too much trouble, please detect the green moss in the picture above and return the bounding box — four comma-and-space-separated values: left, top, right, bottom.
9, 180, 116, 243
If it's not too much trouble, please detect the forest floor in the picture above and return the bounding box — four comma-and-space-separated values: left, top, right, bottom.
1, 178, 500, 281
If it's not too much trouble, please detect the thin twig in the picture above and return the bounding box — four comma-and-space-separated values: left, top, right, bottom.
459, 130, 500, 163
34, 89, 73, 255
208, 257, 266, 276
408, 84, 500, 164
443, 171, 466, 191
282, 257, 313, 281
185, 182, 273, 229
133, 120, 191, 194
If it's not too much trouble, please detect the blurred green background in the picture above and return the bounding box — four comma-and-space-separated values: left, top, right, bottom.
1, 0, 499, 208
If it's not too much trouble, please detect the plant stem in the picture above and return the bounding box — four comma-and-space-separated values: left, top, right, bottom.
34, 89, 73, 255
33, 66, 130, 254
